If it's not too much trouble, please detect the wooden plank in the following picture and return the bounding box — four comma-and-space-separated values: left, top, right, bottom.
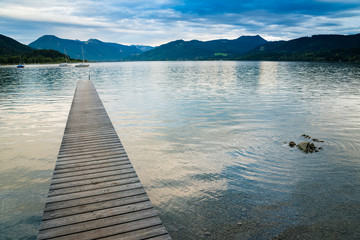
100, 225, 170, 240
41, 201, 153, 230
56, 150, 127, 161
61, 135, 121, 143
55, 154, 129, 166
46, 182, 143, 203
48, 177, 140, 197
50, 172, 138, 190
44, 188, 147, 211
38, 209, 159, 239
54, 158, 129, 171
42, 194, 150, 220
59, 140, 122, 151
40, 217, 164, 240
51, 168, 135, 184
61, 136, 121, 146
54, 159, 129, 172
57, 148, 126, 158
62, 129, 117, 137
52, 164, 133, 178
61, 133, 119, 141
59, 143, 124, 154
38, 80, 170, 240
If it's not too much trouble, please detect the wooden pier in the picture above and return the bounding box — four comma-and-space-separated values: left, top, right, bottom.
38, 80, 171, 240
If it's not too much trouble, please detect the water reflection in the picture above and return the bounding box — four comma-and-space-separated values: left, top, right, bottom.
95, 62, 360, 239
258, 61, 279, 91
0, 65, 88, 239
1, 62, 360, 239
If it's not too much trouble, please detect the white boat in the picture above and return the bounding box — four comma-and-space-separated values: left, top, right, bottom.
59, 49, 72, 67
75, 63, 89, 67
59, 63, 71, 67
75, 46, 89, 68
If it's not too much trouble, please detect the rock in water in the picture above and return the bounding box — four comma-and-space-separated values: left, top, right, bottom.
297, 141, 310, 153
301, 134, 312, 139
312, 138, 324, 142
297, 141, 319, 153
308, 143, 316, 153
289, 141, 296, 147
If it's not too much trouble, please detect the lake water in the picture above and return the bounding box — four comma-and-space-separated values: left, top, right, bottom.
1, 61, 360, 239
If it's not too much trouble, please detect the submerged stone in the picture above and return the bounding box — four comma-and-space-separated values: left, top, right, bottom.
297, 141, 311, 153
308, 142, 316, 153
301, 134, 312, 139
297, 141, 308, 150
296, 141, 321, 153
312, 138, 324, 142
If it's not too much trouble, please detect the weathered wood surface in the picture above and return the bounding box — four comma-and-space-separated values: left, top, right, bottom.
38, 80, 171, 240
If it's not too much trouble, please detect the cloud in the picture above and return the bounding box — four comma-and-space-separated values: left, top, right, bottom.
0, 0, 359, 46
175, 0, 359, 15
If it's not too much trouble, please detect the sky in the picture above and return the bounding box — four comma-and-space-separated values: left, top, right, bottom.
0, 0, 360, 46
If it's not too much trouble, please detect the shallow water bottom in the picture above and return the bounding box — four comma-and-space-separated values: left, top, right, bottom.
1, 61, 360, 239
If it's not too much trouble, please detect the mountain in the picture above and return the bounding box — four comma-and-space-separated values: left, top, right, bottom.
131, 45, 155, 52
0, 34, 74, 64
3, 33, 359, 64
132, 35, 268, 60
29, 35, 153, 61
243, 34, 360, 62
0, 34, 33, 55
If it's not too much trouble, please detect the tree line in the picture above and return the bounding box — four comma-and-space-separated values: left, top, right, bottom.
0, 49, 80, 64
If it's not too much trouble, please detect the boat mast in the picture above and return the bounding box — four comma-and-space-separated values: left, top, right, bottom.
64, 48, 68, 63
81, 46, 85, 63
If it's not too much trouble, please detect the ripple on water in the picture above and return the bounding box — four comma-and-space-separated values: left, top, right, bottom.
2, 62, 360, 240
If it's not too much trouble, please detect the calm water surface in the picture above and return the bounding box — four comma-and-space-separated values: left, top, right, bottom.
1, 61, 360, 239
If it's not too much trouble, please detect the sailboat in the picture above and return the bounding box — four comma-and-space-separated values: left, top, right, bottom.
59, 49, 71, 67
17, 55, 25, 68
75, 46, 89, 68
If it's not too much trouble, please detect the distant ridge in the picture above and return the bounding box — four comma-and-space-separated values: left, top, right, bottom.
0, 34, 75, 64
132, 35, 268, 60
29, 35, 153, 61
243, 34, 360, 62
254, 34, 360, 53
132, 34, 360, 62
0, 34, 33, 56
2, 33, 360, 63
131, 45, 155, 52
